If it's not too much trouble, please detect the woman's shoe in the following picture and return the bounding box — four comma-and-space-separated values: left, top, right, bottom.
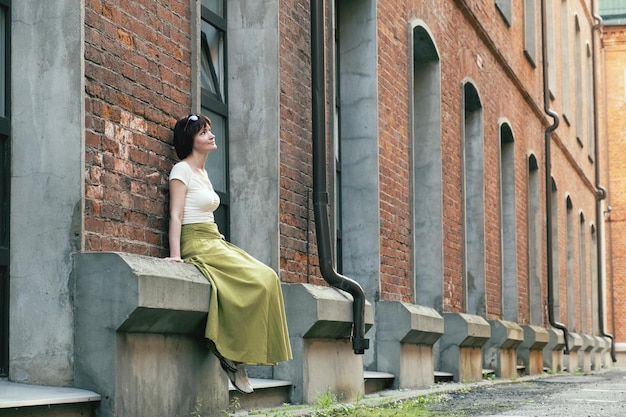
226, 364, 253, 394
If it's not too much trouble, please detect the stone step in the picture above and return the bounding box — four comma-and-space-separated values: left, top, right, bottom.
228, 378, 292, 410
364, 371, 395, 394
434, 370, 454, 383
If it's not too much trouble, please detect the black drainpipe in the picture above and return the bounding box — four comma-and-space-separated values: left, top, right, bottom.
541, 0, 569, 354
591, 2, 616, 362
310, 0, 370, 355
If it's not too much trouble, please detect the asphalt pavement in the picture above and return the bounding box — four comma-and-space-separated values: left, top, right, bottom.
419, 367, 626, 416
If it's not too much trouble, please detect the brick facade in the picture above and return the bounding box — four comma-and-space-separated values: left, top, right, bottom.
604, 25, 626, 344
79, 0, 604, 329
83, 0, 191, 256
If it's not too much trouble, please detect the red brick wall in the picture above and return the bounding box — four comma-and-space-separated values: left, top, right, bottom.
80, 0, 603, 329
604, 26, 626, 342
278, 0, 318, 285
84, 0, 191, 256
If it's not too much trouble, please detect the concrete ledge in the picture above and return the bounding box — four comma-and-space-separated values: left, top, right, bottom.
441, 313, 490, 347
0, 381, 100, 409
543, 328, 566, 372
518, 325, 550, 375
73, 252, 227, 417
376, 301, 443, 344
75, 252, 211, 334
592, 336, 606, 370
519, 325, 550, 350
439, 313, 490, 382
483, 320, 524, 378
566, 332, 584, 372
581, 334, 595, 353
376, 301, 444, 388
578, 333, 595, 372
275, 283, 374, 404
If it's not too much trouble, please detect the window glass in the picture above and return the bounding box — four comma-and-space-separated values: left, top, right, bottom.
204, 108, 226, 193
201, 0, 224, 18
201, 21, 224, 102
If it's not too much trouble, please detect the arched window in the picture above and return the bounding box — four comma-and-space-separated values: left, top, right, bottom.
500, 123, 517, 321
527, 154, 542, 325
565, 195, 576, 330
411, 22, 443, 311
462, 81, 485, 316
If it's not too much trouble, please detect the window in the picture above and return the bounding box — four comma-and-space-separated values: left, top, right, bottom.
574, 16, 583, 145
524, 0, 537, 66
495, 0, 512, 26
411, 23, 443, 312
547, 0, 556, 96
579, 212, 588, 333
561, 0, 572, 123
0, 0, 10, 378
586, 43, 594, 160
500, 123, 517, 322
527, 155, 542, 326
462, 82, 485, 317
200, 0, 229, 238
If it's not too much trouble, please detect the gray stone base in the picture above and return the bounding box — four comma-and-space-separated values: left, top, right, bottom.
543, 328, 566, 373
517, 325, 549, 375
275, 283, 374, 405
376, 301, 443, 389
439, 313, 490, 382
73, 252, 227, 417
483, 320, 524, 378
566, 332, 583, 372
578, 334, 595, 372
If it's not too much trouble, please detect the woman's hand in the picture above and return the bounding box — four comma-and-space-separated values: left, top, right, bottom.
165, 256, 184, 263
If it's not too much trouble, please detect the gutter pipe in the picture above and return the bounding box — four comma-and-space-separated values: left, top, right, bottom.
541, 0, 569, 354
310, 0, 370, 354
591, 2, 616, 362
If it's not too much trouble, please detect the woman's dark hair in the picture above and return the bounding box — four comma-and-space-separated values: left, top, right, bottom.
172, 113, 212, 159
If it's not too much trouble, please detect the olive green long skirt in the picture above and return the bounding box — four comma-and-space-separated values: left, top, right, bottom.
181, 222, 292, 365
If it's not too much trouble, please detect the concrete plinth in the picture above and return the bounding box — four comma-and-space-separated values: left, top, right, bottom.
74, 252, 227, 417
483, 320, 524, 378
518, 325, 549, 375
376, 301, 444, 389
439, 313, 490, 382
566, 332, 583, 372
543, 328, 566, 373
591, 336, 605, 370
578, 334, 595, 373
602, 337, 614, 368
275, 283, 374, 405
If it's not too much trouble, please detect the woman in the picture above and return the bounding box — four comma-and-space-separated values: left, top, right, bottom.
166, 113, 292, 394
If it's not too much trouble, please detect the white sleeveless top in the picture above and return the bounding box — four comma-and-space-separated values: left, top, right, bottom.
169, 161, 220, 224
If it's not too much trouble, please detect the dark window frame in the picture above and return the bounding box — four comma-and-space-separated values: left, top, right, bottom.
0, 0, 11, 378
200, 1, 230, 239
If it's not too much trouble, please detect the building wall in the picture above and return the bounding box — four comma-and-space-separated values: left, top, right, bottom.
6, 0, 613, 387
604, 25, 626, 349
